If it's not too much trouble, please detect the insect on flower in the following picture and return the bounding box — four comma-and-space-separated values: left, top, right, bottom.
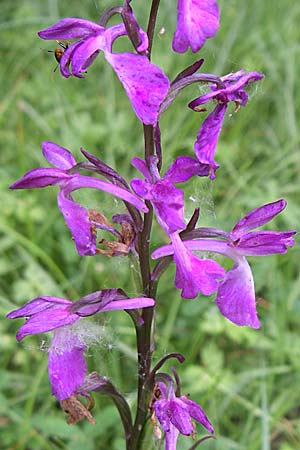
47, 40, 69, 72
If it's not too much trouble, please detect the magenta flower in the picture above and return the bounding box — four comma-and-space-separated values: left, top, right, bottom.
38, 18, 169, 125
170, 231, 225, 298
189, 70, 264, 178
10, 141, 148, 256
152, 200, 295, 328
152, 377, 214, 450
7, 290, 155, 400
173, 0, 220, 53
130, 155, 209, 234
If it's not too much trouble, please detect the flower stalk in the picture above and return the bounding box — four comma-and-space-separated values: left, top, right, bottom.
6, 1, 295, 450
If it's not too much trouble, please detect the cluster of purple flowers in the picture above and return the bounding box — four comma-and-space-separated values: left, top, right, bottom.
7, 0, 295, 448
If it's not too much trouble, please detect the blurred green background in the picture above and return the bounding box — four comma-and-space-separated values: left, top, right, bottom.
1, 0, 300, 449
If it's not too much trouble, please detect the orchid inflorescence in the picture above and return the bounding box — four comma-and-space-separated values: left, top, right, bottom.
7, 1, 295, 450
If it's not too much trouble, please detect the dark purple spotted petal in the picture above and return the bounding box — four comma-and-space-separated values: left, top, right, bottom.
104, 51, 170, 125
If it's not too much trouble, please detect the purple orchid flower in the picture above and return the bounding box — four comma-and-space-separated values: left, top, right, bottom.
189, 70, 264, 179
6, 290, 155, 400
173, 0, 220, 53
130, 155, 209, 234
169, 231, 226, 298
10, 141, 148, 256
152, 200, 295, 328
152, 376, 214, 450
38, 18, 170, 125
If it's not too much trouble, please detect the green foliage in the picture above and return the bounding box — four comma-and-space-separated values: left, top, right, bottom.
1, 0, 299, 449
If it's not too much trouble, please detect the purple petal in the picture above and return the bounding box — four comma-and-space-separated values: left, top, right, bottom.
215, 258, 260, 328
82, 149, 129, 188
42, 141, 77, 169
121, 0, 149, 53
179, 397, 214, 434
163, 156, 210, 183
64, 174, 148, 213
172, 0, 220, 53
104, 52, 170, 125
218, 71, 264, 105
70, 35, 103, 77
103, 24, 128, 50
154, 399, 172, 432
38, 18, 104, 40
130, 179, 152, 200
194, 104, 226, 179
151, 182, 186, 233
10, 168, 70, 189
71, 289, 120, 316
76, 296, 155, 315
59, 41, 82, 78
131, 179, 186, 233
232, 230, 296, 256
48, 328, 87, 400
131, 157, 150, 181
102, 297, 155, 311
171, 233, 225, 298
231, 199, 287, 238
15, 304, 79, 340
165, 425, 179, 450
6, 296, 71, 319
168, 400, 194, 435
189, 70, 264, 108
57, 190, 97, 256
152, 238, 229, 260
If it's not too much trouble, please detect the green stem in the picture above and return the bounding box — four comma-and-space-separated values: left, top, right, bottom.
129, 129, 155, 450
128, 3, 161, 448
147, 0, 161, 57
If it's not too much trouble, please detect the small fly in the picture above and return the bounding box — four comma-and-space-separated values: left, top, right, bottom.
47, 40, 69, 72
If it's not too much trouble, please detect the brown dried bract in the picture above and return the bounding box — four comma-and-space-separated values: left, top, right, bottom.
88, 209, 112, 227
97, 239, 129, 256
60, 395, 96, 425
120, 220, 134, 246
